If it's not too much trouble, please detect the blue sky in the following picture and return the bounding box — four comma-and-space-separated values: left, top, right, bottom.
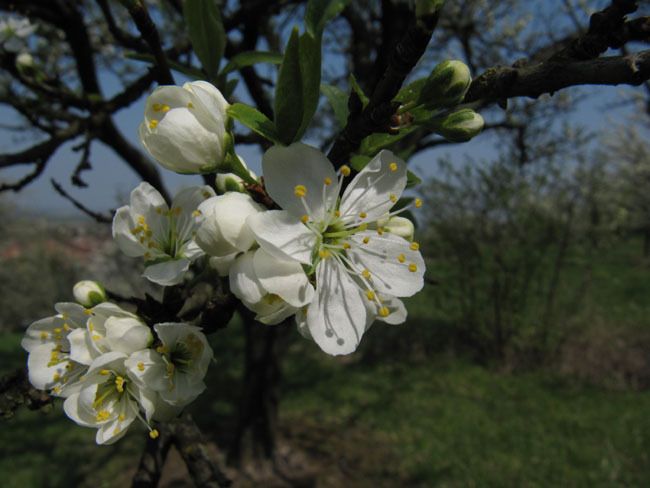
0, 0, 643, 218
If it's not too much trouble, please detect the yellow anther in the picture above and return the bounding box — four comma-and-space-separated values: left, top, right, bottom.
84, 309, 93, 316
39, 332, 49, 340
202, 191, 211, 198
340, 165, 351, 176
149, 119, 158, 129
92, 334, 102, 341
96, 410, 110, 422
192, 210, 201, 218
63, 323, 71, 331
161, 104, 170, 112
149, 429, 160, 439
144, 252, 152, 260
187, 102, 194, 109
362, 269, 371, 279
362, 237, 370, 244
66, 363, 72, 370
335, 210, 341, 217
99, 369, 111, 376
408, 263, 418, 272
52, 386, 61, 394
366, 290, 376, 301
318, 249, 331, 259
398, 254, 406, 263
118, 414, 125, 421
156, 345, 168, 354
50, 351, 59, 361
137, 362, 145, 372
377, 228, 384, 236
324, 177, 332, 186
88, 321, 94, 331
389, 194, 397, 203
359, 212, 367, 219
115, 376, 125, 393
415, 198, 423, 208
410, 242, 420, 251
166, 363, 175, 376
152, 103, 163, 112
301, 214, 309, 224
358, 223, 368, 231
379, 306, 390, 317
147, 241, 156, 249
389, 162, 398, 172
342, 242, 351, 249
53, 327, 62, 334
294, 185, 307, 198
53, 373, 61, 382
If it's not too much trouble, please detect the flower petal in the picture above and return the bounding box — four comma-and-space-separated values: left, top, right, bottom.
112, 206, 145, 258
143, 258, 191, 286
307, 257, 366, 355
229, 251, 265, 305
262, 143, 338, 221
247, 210, 316, 264
339, 150, 407, 222
68, 328, 95, 365
348, 231, 424, 297
253, 248, 314, 307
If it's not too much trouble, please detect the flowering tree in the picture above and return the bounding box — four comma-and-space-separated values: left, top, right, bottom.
2, 0, 650, 485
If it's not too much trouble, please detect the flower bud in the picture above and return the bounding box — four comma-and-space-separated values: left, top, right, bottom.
384, 216, 415, 241
215, 156, 258, 194
15, 52, 34, 69
72, 280, 107, 307
419, 60, 471, 109
138, 80, 230, 174
195, 192, 265, 257
432, 108, 484, 142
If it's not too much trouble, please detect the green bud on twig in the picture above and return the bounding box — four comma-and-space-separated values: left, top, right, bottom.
430, 108, 484, 142
73, 280, 107, 307
419, 60, 471, 109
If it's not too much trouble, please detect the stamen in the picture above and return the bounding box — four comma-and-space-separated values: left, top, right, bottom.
149, 429, 160, 439
410, 242, 420, 251
389, 194, 397, 203
115, 376, 125, 393
324, 177, 332, 186
366, 290, 376, 301
294, 185, 307, 198
415, 198, 423, 208
362, 237, 370, 244
408, 263, 418, 272
149, 119, 158, 129
359, 212, 367, 219
342, 242, 351, 249
187, 102, 194, 109
398, 254, 406, 263
340, 165, 351, 176
99, 369, 111, 376
379, 306, 391, 317
319, 249, 331, 259
362, 269, 371, 279
137, 362, 145, 372
301, 214, 309, 224
389, 162, 398, 172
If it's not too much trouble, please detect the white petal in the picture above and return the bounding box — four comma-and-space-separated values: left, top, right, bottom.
68, 328, 96, 365
125, 349, 169, 391
339, 150, 407, 222
143, 258, 191, 286
105, 316, 152, 354
86, 351, 128, 376
21, 315, 59, 353
209, 253, 238, 276
171, 185, 215, 245
247, 210, 316, 264
183, 81, 228, 136
63, 392, 97, 428
144, 85, 193, 123
229, 251, 265, 305
130, 181, 168, 217
376, 295, 407, 325
262, 143, 338, 221
27, 343, 69, 390
54, 302, 89, 326
295, 308, 312, 339
253, 248, 314, 307
159, 374, 205, 407
255, 301, 297, 325
307, 258, 366, 355
349, 231, 425, 297
112, 206, 145, 258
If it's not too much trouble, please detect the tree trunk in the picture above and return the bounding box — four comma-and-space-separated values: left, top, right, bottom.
643, 226, 650, 258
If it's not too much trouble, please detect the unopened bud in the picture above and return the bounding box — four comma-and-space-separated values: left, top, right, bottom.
384, 216, 415, 241
215, 156, 257, 194
432, 108, 484, 142
73, 280, 107, 307
419, 60, 471, 109
15, 52, 34, 69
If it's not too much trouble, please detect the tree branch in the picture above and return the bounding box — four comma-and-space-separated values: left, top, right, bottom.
131, 424, 174, 488
0, 369, 53, 419
51, 179, 113, 224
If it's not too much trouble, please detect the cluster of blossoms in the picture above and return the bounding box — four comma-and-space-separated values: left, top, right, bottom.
23, 78, 427, 444
22, 282, 212, 444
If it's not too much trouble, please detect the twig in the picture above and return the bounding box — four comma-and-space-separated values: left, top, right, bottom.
51, 179, 113, 224
131, 424, 174, 488
0, 368, 53, 419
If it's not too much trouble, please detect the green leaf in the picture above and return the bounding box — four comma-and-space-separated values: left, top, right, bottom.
359, 126, 418, 155
350, 154, 371, 171
126, 52, 204, 79
321, 84, 349, 128
349, 74, 369, 108
274, 29, 323, 144
305, 0, 349, 37
406, 170, 422, 188
227, 103, 281, 145
223, 78, 239, 99
183, 0, 226, 79
296, 32, 322, 139
220, 51, 283, 76
274, 27, 303, 145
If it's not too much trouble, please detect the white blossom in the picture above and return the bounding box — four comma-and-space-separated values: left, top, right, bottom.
229, 249, 314, 324
112, 182, 215, 286
138, 81, 230, 174
63, 352, 157, 445
246, 143, 425, 355
0, 17, 36, 52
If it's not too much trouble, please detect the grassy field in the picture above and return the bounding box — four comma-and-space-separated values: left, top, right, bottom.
2, 238, 650, 487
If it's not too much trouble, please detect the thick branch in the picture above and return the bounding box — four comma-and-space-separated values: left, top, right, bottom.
465, 50, 650, 105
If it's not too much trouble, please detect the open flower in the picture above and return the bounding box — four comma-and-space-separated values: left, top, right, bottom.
113, 182, 215, 286
139, 81, 230, 174
22, 302, 89, 397
63, 352, 157, 445
229, 248, 314, 324
126, 323, 212, 407
247, 143, 425, 355
0, 17, 36, 52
